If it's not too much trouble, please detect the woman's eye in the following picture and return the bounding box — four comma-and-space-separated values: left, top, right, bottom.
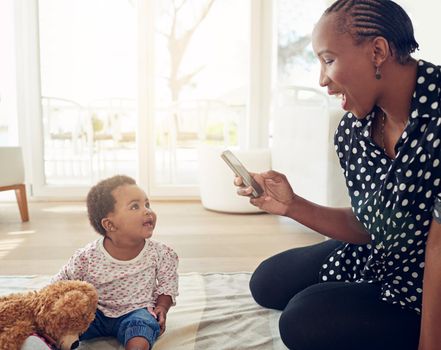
324, 59, 334, 65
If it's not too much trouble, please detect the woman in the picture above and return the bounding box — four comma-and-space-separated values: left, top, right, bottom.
236, 1, 441, 349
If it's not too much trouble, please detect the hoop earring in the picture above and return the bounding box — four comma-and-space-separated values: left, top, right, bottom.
375, 66, 382, 80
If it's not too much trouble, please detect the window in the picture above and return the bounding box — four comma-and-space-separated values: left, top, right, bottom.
17, 0, 275, 198
33, 0, 251, 196
38, 0, 137, 186
276, 0, 326, 88
152, 0, 250, 186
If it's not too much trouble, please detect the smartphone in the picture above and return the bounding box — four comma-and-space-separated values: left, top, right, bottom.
221, 150, 264, 198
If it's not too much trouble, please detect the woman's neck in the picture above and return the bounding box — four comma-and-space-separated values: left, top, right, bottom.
376, 58, 418, 125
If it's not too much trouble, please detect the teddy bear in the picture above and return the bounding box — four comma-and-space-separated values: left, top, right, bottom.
0, 280, 98, 350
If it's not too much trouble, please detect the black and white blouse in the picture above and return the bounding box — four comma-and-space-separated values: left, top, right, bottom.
319, 60, 441, 314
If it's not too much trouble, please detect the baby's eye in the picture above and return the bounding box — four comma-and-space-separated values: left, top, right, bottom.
145, 201, 150, 209
130, 203, 139, 210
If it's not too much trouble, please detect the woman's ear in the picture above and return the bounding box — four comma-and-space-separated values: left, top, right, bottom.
371, 36, 390, 67
101, 218, 115, 232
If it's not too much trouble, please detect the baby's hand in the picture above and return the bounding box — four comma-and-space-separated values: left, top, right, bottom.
146, 306, 167, 335
153, 305, 168, 335
147, 306, 157, 318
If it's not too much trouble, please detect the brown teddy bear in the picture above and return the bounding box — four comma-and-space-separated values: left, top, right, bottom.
0, 280, 98, 350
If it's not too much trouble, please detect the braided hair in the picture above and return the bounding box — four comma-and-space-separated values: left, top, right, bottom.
325, 0, 419, 64
87, 175, 136, 235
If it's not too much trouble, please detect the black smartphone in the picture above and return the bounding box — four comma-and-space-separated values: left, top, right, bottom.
221, 150, 264, 198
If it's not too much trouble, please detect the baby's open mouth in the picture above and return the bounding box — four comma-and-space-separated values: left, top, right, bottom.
143, 220, 153, 227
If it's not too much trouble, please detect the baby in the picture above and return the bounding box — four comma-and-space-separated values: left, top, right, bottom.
52, 175, 179, 350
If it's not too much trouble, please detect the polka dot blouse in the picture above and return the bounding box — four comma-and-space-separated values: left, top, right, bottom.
319, 60, 441, 314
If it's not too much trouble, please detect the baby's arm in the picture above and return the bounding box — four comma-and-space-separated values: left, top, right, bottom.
153, 243, 179, 334
51, 248, 88, 283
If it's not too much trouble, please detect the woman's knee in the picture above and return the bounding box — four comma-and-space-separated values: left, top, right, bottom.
277, 282, 417, 350
249, 258, 282, 309
278, 293, 316, 350
250, 242, 341, 311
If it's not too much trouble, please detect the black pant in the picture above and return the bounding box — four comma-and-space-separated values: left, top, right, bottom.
249, 239, 421, 350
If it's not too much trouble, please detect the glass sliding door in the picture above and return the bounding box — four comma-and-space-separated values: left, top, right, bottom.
37, 0, 138, 191
151, 0, 250, 189
276, 0, 326, 88
271, 0, 337, 205
19, 0, 265, 198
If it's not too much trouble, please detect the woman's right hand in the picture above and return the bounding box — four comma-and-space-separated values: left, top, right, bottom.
234, 170, 297, 216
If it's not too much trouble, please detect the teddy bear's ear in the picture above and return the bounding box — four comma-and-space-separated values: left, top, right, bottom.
53, 291, 88, 313
34, 281, 97, 331
54, 290, 97, 328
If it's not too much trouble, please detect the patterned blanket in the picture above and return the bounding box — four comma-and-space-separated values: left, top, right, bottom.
0, 273, 287, 350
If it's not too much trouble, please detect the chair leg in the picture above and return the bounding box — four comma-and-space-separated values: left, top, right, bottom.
15, 184, 29, 222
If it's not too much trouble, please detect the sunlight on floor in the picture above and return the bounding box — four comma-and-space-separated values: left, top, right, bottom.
7, 230, 35, 236
0, 238, 24, 258
42, 205, 86, 213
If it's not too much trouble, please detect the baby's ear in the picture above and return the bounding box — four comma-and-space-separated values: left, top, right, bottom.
101, 218, 115, 232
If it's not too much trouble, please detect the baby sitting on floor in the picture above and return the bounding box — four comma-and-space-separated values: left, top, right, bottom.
52, 175, 179, 350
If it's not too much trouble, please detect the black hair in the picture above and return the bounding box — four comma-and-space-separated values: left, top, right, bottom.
86, 175, 136, 236
325, 0, 419, 64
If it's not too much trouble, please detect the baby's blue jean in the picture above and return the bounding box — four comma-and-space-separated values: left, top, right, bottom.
80, 308, 160, 348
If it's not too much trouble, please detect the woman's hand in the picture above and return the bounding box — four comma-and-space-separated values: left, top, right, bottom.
235, 170, 296, 216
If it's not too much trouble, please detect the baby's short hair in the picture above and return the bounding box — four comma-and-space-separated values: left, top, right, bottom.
86, 175, 136, 235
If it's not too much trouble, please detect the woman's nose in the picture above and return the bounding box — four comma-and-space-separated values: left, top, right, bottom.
319, 72, 329, 87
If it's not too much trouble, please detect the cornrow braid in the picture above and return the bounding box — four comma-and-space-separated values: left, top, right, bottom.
325, 0, 419, 64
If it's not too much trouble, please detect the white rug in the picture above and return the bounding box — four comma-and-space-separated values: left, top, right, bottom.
0, 273, 287, 350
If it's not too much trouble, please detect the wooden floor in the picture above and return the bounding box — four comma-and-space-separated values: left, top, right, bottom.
0, 200, 324, 275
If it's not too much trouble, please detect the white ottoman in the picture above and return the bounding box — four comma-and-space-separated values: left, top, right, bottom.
198, 147, 271, 213
271, 86, 350, 207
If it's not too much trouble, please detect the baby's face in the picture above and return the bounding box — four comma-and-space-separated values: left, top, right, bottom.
107, 184, 157, 240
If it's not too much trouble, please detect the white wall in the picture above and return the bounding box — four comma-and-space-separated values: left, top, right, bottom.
0, 0, 18, 146
0, 0, 18, 201
398, 0, 441, 64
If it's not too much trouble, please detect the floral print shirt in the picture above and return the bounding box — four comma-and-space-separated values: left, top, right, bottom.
52, 238, 179, 317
